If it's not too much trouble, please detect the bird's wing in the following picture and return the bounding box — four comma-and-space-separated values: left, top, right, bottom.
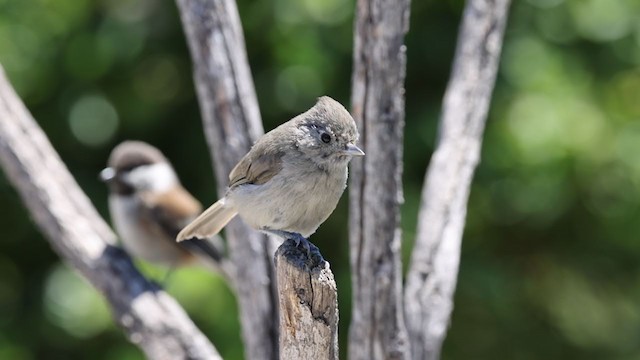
228, 147, 285, 188
140, 188, 202, 237
140, 189, 225, 262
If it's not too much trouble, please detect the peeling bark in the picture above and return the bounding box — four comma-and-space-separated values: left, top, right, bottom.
275, 240, 338, 360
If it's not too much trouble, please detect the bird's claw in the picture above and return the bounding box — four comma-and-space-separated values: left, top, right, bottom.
290, 232, 312, 257
263, 229, 321, 264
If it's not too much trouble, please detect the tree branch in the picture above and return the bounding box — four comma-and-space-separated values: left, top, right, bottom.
175, 1, 279, 359
275, 241, 338, 360
348, 0, 411, 358
0, 65, 221, 360
403, 1, 511, 359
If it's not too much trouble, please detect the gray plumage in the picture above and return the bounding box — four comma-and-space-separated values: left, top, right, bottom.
177, 96, 364, 242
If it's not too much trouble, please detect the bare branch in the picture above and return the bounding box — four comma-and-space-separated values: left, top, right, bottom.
0, 66, 221, 360
275, 241, 338, 360
175, 1, 279, 359
403, 1, 511, 359
348, 0, 411, 358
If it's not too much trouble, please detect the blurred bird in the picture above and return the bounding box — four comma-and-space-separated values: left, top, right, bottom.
101, 141, 225, 272
177, 96, 364, 252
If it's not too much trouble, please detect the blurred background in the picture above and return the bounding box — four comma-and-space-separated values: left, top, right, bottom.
1, 0, 639, 359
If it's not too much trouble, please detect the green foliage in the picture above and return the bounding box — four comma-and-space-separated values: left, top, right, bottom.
0, 0, 639, 359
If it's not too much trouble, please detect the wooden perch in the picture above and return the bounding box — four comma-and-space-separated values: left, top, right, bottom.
404, 1, 511, 359
274, 240, 339, 360
0, 66, 221, 360
348, 0, 411, 358
175, 0, 279, 359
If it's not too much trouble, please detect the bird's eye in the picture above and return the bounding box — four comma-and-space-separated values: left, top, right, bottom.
321, 133, 331, 143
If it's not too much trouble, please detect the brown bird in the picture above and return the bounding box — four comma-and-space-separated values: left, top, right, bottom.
177, 96, 364, 252
101, 141, 224, 270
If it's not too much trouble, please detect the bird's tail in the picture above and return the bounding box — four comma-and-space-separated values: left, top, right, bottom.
177, 198, 237, 242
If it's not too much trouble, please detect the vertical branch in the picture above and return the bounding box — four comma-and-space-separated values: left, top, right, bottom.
175, 1, 279, 359
403, 1, 511, 359
349, 0, 411, 358
175, 0, 263, 181
0, 66, 221, 360
275, 241, 339, 360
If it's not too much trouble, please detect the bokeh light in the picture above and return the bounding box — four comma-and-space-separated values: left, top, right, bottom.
44, 264, 111, 338
68, 95, 119, 146
569, 0, 635, 42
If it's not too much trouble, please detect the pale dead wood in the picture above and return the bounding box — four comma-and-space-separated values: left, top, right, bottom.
175, 1, 279, 359
275, 241, 338, 360
0, 66, 221, 360
403, 1, 511, 359
348, 0, 412, 358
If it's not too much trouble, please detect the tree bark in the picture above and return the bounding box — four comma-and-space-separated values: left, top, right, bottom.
275, 241, 339, 360
175, 1, 279, 359
403, 1, 511, 359
348, 0, 411, 359
0, 66, 221, 360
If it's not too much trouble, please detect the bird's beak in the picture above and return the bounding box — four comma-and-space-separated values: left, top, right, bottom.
99, 167, 116, 183
343, 143, 365, 157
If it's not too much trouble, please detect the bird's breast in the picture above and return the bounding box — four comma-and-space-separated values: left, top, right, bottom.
228, 164, 348, 237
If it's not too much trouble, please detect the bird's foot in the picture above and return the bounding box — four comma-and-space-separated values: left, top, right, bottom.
292, 233, 312, 256
263, 229, 323, 267
266, 229, 312, 255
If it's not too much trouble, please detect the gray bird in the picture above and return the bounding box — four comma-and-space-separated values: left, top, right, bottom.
177, 96, 364, 251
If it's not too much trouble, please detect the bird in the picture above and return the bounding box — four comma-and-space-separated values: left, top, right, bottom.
176, 96, 364, 252
100, 140, 225, 272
